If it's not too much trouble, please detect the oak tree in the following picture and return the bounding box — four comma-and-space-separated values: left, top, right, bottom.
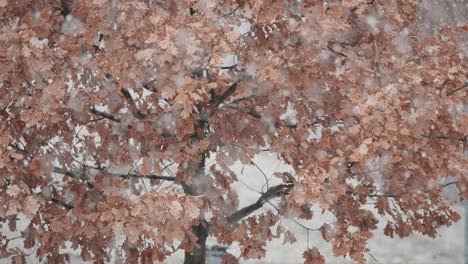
0, 0, 466, 263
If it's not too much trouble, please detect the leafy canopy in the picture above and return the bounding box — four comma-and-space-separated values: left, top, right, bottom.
0, 0, 466, 263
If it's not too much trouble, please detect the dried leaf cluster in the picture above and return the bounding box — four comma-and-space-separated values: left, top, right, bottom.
0, 0, 466, 263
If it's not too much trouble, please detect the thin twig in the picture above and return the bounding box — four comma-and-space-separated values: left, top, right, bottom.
442, 181, 458, 188
71, 157, 104, 170
161, 162, 175, 172
421, 134, 466, 142
226, 183, 294, 223
266, 201, 321, 232
238, 177, 262, 194
366, 249, 382, 264
251, 160, 270, 191
327, 41, 349, 57
446, 83, 467, 96
219, 6, 240, 20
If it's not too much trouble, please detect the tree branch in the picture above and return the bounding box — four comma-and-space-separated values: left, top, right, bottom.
89, 108, 121, 123
327, 41, 347, 57
8, 143, 27, 154
53, 166, 175, 183
421, 134, 466, 142
116, 172, 175, 181
220, 64, 239, 71
368, 181, 460, 199
442, 181, 458, 188
120, 88, 147, 119
220, 6, 240, 19
215, 81, 239, 107
51, 198, 74, 210
226, 183, 294, 224
228, 94, 256, 105
247, 109, 261, 119
142, 79, 157, 93
53, 167, 95, 189
368, 193, 399, 198
446, 83, 467, 96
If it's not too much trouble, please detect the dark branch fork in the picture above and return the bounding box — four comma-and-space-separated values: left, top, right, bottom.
226, 183, 294, 224
90, 72, 148, 122
214, 80, 240, 107
120, 88, 147, 119
88, 88, 150, 124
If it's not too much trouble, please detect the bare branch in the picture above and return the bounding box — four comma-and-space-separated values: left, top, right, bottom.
228, 94, 256, 105
120, 88, 147, 119
250, 160, 269, 191
226, 183, 294, 224
368, 193, 399, 198
421, 133, 466, 142
89, 108, 121, 123
220, 6, 240, 19
118, 172, 176, 181
446, 83, 467, 96
51, 198, 74, 210
266, 201, 321, 232
327, 41, 348, 57
442, 181, 458, 188
53, 166, 79, 179
142, 79, 157, 93
247, 109, 261, 119
368, 181, 459, 199
53, 166, 175, 183
215, 81, 239, 107
53, 167, 95, 189
220, 64, 238, 70
366, 249, 382, 264
8, 143, 27, 154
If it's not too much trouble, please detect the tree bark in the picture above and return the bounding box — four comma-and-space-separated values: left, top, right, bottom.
183, 116, 210, 263
184, 223, 208, 264
226, 183, 294, 224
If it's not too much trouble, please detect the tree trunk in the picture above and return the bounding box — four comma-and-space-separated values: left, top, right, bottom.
184, 223, 208, 264
183, 117, 211, 263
